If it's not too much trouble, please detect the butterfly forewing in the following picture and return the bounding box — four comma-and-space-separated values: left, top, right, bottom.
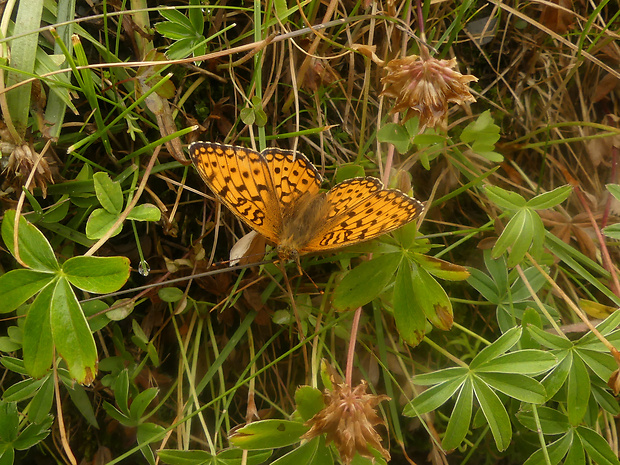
300, 177, 423, 253
262, 148, 322, 206
189, 142, 282, 243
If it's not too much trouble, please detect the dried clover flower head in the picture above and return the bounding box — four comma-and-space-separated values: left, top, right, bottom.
302, 381, 390, 464
381, 47, 478, 131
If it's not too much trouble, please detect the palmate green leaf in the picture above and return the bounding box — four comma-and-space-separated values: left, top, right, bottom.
12, 416, 52, 450
523, 431, 572, 465
492, 209, 529, 262
228, 420, 309, 450
567, 354, 589, 425
510, 265, 547, 302
526, 185, 573, 210
0, 270, 54, 314
2, 377, 47, 402
63, 255, 130, 294
442, 378, 473, 450
577, 426, 620, 465
23, 283, 55, 378
484, 250, 508, 293
541, 353, 571, 399
476, 373, 546, 403
467, 267, 501, 303
27, 375, 53, 424
1, 210, 59, 272
577, 348, 616, 381
592, 383, 620, 415
51, 278, 97, 384
412, 367, 468, 386
93, 172, 123, 214
158, 8, 194, 31
527, 325, 573, 350
393, 264, 426, 346
517, 406, 570, 435
130, 388, 159, 423
472, 377, 512, 451
484, 185, 526, 210
470, 327, 521, 369
474, 350, 557, 375
333, 253, 401, 311
404, 375, 467, 417
410, 265, 453, 330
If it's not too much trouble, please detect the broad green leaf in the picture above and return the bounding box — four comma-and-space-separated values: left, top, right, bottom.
602, 223, 620, 239
127, 203, 162, 222
0, 402, 19, 442
470, 327, 520, 369
1, 210, 59, 272
65, 383, 99, 428
393, 264, 427, 346
63, 255, 130, 293
461, 111, 500, 149
158, 448, 272, 465
157, 449, 212, 465
93, 172, 123, 214
377, 123, 410, 154
592, 383, 620, 415
413, 253, 470, 281
229, 420, 309, 450
188, 0, 205, 33
567, 354, 589, 425
526, 185, 573, 210
410, 265, 453, 330
474, 350, 557, 375
51, 278, 97, 383
85, 208, 123, 239
484, 185, 526, 209
333, 253, 401, 311
295, 386, 324, 422
442, 378, 473, 450
577, 426, 620, 465
137, 422, 165, 465
473, 378, 512, 451
154, 22, 193, 40
23, 284, 55, 378
477, 373, 546, 403
0, 270, 54, 314
404, 376, 467, 416
607, 184, 620, 201
12, 416, 52, 450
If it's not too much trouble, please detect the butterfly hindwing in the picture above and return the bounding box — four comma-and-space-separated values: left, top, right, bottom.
301, 177, 423, 252
189, 142, 282, 243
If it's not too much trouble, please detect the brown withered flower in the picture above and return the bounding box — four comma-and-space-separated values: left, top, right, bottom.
302, 381, 390, 464
381, 46, 478, 131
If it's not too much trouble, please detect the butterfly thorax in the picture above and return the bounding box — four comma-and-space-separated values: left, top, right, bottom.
276, 191, 330, 260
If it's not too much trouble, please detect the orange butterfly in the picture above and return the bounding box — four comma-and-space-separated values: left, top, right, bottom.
190, 142, 423, 261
